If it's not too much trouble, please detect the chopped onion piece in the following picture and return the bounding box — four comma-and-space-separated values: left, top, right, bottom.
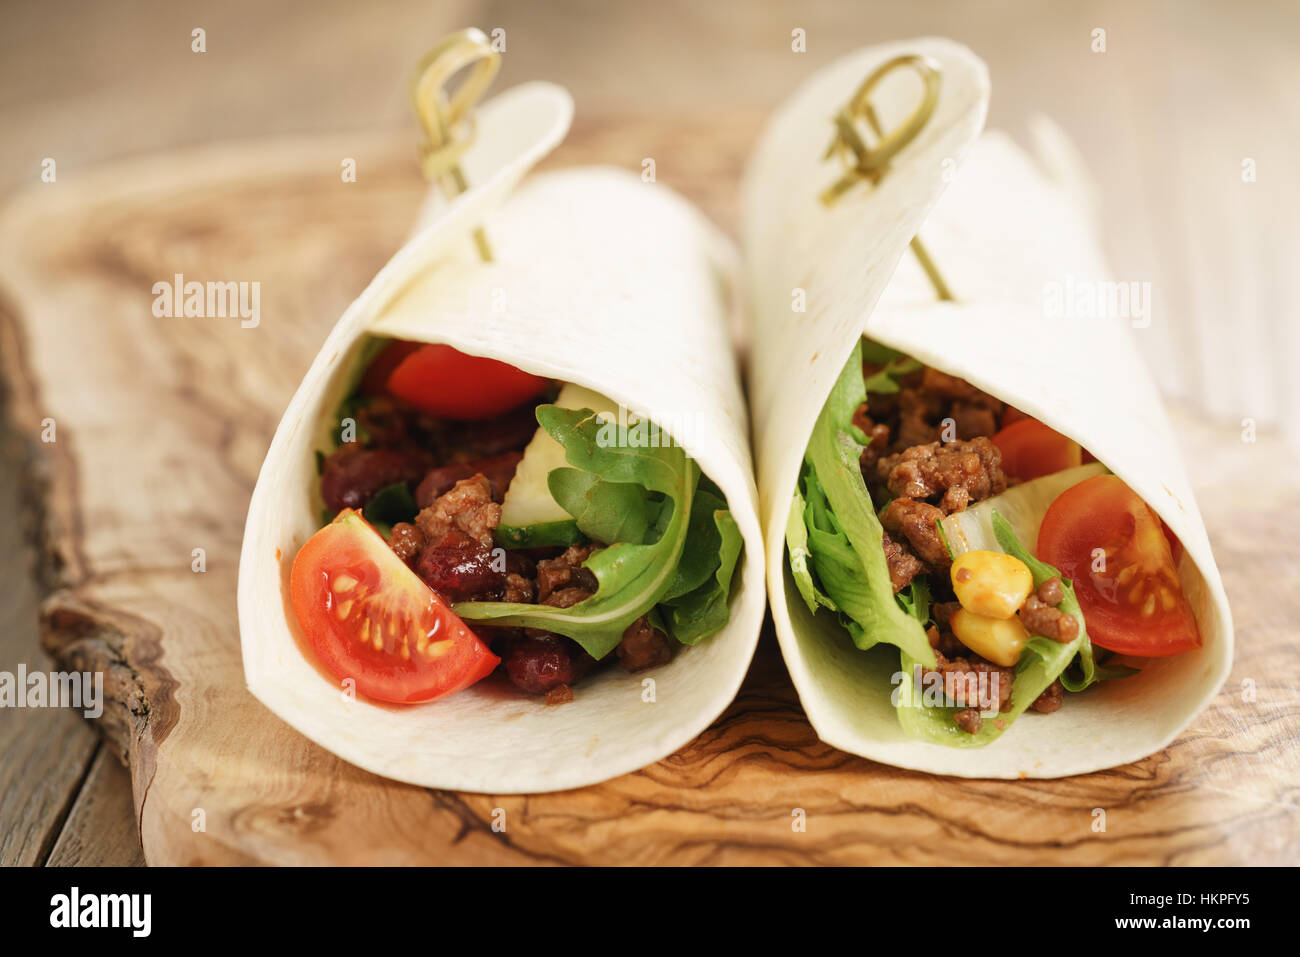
941, 463, 1109, 558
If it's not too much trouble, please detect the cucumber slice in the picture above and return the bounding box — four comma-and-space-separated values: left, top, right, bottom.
940, 463, 1108, 558
498, 383, 619, 531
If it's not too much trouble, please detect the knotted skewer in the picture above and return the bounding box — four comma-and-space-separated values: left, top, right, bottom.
820, 54, 953, 301
410, 28, 501, 262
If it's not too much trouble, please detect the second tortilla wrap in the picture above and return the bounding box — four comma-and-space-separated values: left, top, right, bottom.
742, 39, 1233, 777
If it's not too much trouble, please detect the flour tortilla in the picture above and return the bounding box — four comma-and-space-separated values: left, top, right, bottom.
742, 40, 1233, 777
238, 82, 764, 793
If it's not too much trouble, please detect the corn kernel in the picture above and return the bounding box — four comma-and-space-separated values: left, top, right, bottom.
950, 550, 1034, 620
950, 608, 1029, 668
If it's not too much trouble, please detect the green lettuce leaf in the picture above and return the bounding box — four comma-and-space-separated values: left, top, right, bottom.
859, 341, 904, 365
329, 336, 393, 449
862, 357, 922, 395
859, 341, 921, 395
803, 467, 888, 649
897, 579, 931, 627
799, 339, 936, 667
786, 471, 837, 615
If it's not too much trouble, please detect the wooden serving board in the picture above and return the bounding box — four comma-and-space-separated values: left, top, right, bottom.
2, 114, 1296, 865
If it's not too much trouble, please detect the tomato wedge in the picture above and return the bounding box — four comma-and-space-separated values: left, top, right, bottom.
385, 343, 548, 420
992, 417, 1082, 481
1001, 404, 1029, 427
360, 339, 422, 395
1037, 475, 1200, 657
290, 509, 499, 703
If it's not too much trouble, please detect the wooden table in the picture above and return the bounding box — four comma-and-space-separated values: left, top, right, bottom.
2, 0, 1296, 866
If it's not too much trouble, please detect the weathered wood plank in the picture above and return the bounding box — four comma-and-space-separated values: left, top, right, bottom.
0, 362, 99, 866
0, 708, 98, 866
46, 746, 146, 867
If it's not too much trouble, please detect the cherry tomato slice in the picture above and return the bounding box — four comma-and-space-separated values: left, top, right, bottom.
1001, 405, 1029, 427
385, 343, 548, 421
992, 417, 1083, 481
290, 509, 499, 703
360, 339, 422, 395
1037, 475, 1200, 657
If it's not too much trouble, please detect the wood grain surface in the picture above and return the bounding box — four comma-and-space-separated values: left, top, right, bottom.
46, 746, 145, 867
0, 112, 1296, 866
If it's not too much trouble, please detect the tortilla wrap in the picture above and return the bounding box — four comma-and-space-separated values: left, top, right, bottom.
742, 39, 1233, 777
238, 81, 764, 793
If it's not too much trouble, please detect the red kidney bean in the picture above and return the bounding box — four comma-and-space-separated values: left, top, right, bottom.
320, 446, 431, 511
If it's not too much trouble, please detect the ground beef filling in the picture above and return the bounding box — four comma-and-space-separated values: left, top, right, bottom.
1030, 680, 1064, 714
854, 366, 1008, 595
925, 621, 1016, 716
880, 498, 950, 571
879, 436, 1008, 507
881, 531, 924, 593
860, 365, 1075, 730
1018, 576, 1080, 643
856, 366, 1004, 461
616, 616, 675, 672
536, 544, 601, 604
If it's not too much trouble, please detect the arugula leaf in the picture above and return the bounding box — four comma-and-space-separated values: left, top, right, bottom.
660, 493, 742, 645
362, 482, 417, 537
663, 489, 727, 600
800, 340, 935, 666
454, 406, 697, 660
494, 519, 585, 550
547, 467, 659, 545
